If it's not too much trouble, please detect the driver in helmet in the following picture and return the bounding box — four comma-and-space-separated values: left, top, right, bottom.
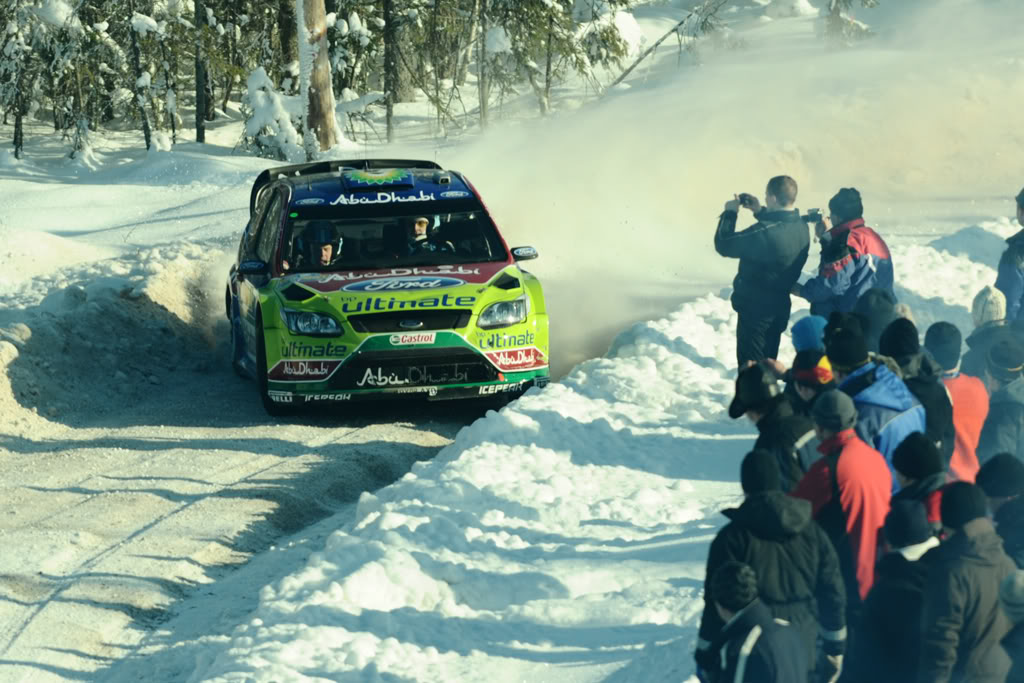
285, 220, 341, 270
407, 215, 453, 254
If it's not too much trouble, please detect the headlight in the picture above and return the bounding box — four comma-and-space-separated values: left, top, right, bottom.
478, 296, 528, 329
282, 309, 343, 336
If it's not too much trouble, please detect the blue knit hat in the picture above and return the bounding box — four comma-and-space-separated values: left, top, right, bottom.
792, 315, 828, 352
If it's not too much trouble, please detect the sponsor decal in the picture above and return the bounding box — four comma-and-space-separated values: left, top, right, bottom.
343, 276, 465, 292
344, 169, 412, 186
485, 347, 547, 371
303, 393, 352, 402
356, 366, 469, 387
331, 191, 435, 206
280, 341, 348, 358
479, 330, 536, 350
318, 266, 482, 283
478, 381, 528, 395
512, 246, 538, 260
440, 190, 471, 198
340, 293, 476, 314
268, 391, 294, 403
294, 198, 325, 206
389, 332, 437, 346
395, 386, 439, 396
272, 360, 341, 380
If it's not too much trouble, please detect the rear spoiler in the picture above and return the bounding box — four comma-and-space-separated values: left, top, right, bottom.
249, 158, 444, 216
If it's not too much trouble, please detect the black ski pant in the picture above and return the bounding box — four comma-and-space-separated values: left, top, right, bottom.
735, 305, 790, 368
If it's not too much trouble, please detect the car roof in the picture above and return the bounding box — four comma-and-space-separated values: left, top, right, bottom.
250, 159, 477, 216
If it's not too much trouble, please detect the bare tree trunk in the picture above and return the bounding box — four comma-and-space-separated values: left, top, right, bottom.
457, 0, 479, 86
279, 0, 298, 73
477, 0, 488, 128
543, 14, 554, 111
128, 0, 153, 150
13, 68, 27, 159
383, 0, 397, 142
298, 0, 339, 156
195, 0, 206, 142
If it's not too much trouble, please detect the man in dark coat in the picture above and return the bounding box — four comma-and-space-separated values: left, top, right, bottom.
977, 453, 1024, 569
705, 561, 810, 683
1001, 570, 1024, 683
879, 318, 956, 467
962, 285, 1012, 379
842, 499, 940, 683
728, 363, 819, 490
917, 482, 1016, 683
854, 287, 899, 354
891, 432, 948, 535
697, 450, 846, 679
977, 340, 1024, 464
715, 175, 810, 366
994, 187, 1024, 322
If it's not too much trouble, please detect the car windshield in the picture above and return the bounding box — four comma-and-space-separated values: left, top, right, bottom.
282, 209, 507, 273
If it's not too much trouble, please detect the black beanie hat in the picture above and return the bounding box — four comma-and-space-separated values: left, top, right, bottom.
826, 326, 870, 373
940, 482, 989, 529
987, 340, 1024, 384
741, 450, 782, 494
885, 499, 934, 549
892, 432, 944, 480
879, 317, 921, 358
924, 322, 963, 371
729, 362, 780, 419
824, 311, 866, 345
828, 187, 864, 223
711, 561, 759, 612
976, 453, 1024, 498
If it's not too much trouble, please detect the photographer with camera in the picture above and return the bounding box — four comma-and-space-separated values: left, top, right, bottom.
792, 188, 894, 319
715, 175, 811, 367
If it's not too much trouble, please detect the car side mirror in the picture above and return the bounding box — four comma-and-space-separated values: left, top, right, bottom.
511, 246, 538, 261
238, 259, 269, 276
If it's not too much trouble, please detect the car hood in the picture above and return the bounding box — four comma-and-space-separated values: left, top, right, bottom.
289, 261, 514, 294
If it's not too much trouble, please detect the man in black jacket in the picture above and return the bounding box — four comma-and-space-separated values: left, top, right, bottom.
917, 482, 1016, 683
978, 340, 1024, 464
879, 317, 956, 467
696, 450, 846, 680
891, 431, 949, 535
843, 499, 940, 683
977, 453, 1024, 569
705, 561, 809, 683
715, 175, 810, 367
728, 363, 819, 490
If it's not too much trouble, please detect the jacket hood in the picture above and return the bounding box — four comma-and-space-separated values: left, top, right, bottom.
935, 517, 1009, 566
991, 376, 1024, 407
723, 491, 812, 539
843, 362, 919, 413
965, 321, 1008, 349
868, 352, 904, 377
893, 351, 943, 382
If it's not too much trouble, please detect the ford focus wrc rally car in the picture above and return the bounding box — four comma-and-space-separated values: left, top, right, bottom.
226, 159, 549, 415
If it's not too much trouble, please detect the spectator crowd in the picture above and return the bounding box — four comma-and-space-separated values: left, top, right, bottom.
699, 183, 1024, 682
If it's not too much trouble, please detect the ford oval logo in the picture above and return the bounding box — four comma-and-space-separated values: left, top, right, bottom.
399, 320, 424, 330
343, 276, 465, 292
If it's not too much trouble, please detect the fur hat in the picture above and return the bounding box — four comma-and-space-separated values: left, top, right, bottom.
811, 390, 858, 432
924, 322, 963, 372
879, 317, 921, 358
1000, 570, 1024, 624
741, 450, 782, 494
940, 482, 989, 529
892, 432, 944, 480
729, 363, 781, 419
972, 286, 1007, 327
711, 561, 759, 612
792, 315, 828, 353
987, 340, 1024, 384
976, 453, 1024, 498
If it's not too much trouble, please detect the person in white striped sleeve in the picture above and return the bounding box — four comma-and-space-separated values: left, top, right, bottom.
703, 561, 809, 683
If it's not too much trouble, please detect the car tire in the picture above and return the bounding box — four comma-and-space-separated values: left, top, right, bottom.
229, 305, 248, 379
256, 312, 290, 417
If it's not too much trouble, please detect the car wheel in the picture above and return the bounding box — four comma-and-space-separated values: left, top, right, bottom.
229, 307, 248, 379
256, 314, 289, 417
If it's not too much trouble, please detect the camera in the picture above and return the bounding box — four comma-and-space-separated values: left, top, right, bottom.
737, 193, 756, 208
801, 208, 823, 223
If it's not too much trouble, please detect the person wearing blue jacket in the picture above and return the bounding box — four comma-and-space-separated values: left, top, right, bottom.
824, 321, 926, 489
995, 187, 1024, 321
793, 188, 895, 319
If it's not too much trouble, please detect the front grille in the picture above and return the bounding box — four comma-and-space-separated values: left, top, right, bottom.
332, 348, 497, 388
346, 309, 472, 333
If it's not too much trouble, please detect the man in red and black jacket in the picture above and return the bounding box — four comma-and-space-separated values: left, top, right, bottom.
793, 188, 894, 319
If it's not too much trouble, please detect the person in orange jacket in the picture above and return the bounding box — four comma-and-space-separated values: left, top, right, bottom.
924, 322, 989, 482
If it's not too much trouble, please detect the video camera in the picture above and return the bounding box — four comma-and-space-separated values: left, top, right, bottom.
737, 193, 757, 209
801, 208, 823, 224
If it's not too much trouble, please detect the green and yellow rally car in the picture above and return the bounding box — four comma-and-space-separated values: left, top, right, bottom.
226, 159, 549, 415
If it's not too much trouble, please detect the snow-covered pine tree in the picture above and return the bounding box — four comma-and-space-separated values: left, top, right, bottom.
295, 0, 341, 157
0, 0, 39, 158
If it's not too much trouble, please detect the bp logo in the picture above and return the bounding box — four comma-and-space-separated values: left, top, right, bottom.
344, 169, 411, 186
343, 277, 465, 292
